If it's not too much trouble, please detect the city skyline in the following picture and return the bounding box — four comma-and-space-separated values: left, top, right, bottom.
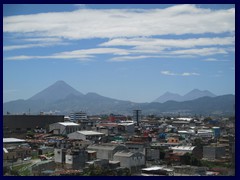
3, 4, 235, 103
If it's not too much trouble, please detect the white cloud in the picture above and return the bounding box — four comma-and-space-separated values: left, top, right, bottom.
202, 58, 230, 62
100, 36, 234, 48
161, 70, 200, 76
4, 48, 130, 61
109, 55, 162, 62
3, 5, 235, 40
161, 71, 177, 76
171, 47, 228, 56
182, 72, 200, 76
3, 37, 67, 51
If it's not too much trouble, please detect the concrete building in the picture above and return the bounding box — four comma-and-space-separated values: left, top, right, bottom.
3, 115, 64, 138
68, 131, 105, 141
54, 148, 67, 163
118, 122, 135, 134
197, 129, 213, 138
87, 143, 129, 160
69, 112, 87, 122
49, 122, 81, 135
169, 146, 202, 159
96, 123, 118, 135
65, 149, 87, 170
113, 151, 145, 170
203, 144, 226, 160
125, 141, 147, 154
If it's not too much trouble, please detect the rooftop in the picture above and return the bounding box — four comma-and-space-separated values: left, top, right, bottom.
170, 146, 196, 151
3, 138, 26, 143
76, 131, 104, 136
58, 122, 80, 126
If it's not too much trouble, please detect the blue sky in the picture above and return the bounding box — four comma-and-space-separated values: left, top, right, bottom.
3, 4, 235, 103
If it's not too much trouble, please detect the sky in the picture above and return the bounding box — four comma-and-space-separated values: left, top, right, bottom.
3, 4, 235, 103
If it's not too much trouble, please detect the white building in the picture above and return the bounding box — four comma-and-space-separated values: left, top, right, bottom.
197, 129, 213, 138
169, 146, 196, 154
113, 151, 145, 169
49, 122, 81, 135
69, 112, 87, 122
68, 131, 105, 141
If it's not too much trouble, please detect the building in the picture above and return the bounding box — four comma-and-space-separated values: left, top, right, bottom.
68, 131, 105, 141
49, 122, 81, 135
113, 151, 145, 170
169, 146, 202, 159
203, 144, 226, 160
109, 114, 127, 122
141, 166, 173, 176
54, 148, 66, 163
3, 115, 64, 138
87, 143, 129, 160
125, 141, 147, 154
197, 129, 213, 138
3, 138, 31, 163
212, 127, 221, 138
173, 165, 207, 176
69, 112, 87, 122
133, 110, 141, 126
118, 122, 135, 134
65, 149, 87, 170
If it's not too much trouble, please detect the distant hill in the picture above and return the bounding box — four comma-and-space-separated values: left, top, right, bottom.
3, 81, 234, 116
154, 89, 216, 103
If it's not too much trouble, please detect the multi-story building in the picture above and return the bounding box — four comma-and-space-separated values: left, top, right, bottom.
203, 144, 226, 160
69, 112, 87, 122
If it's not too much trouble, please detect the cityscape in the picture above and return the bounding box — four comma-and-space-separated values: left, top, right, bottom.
3, 4, 235, 176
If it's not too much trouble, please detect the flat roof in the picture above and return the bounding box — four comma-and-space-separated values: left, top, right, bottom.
76, 131, 104, 135
3, 138, 26, 143
142, 166, 173, 172
58, 122, 80, 126
170, 146, 195, 151
118, 123, 134, 126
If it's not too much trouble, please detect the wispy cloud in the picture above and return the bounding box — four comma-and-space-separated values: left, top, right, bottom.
109, 55, 162, 62
170, 47, 228, 56
3, 5, 235, 62
3, 5, 234, 39
100, 36, 234, 48
4, 48, 130, 61
161, 70, 200, 76
3, 37, 67, 51
202, 58, 230, 62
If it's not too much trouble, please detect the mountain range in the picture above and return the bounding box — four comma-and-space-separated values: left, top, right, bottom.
3, 81, 235, 116
153, 89, 216, 103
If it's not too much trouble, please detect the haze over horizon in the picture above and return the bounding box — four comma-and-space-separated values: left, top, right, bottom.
3, 4, 235, 103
